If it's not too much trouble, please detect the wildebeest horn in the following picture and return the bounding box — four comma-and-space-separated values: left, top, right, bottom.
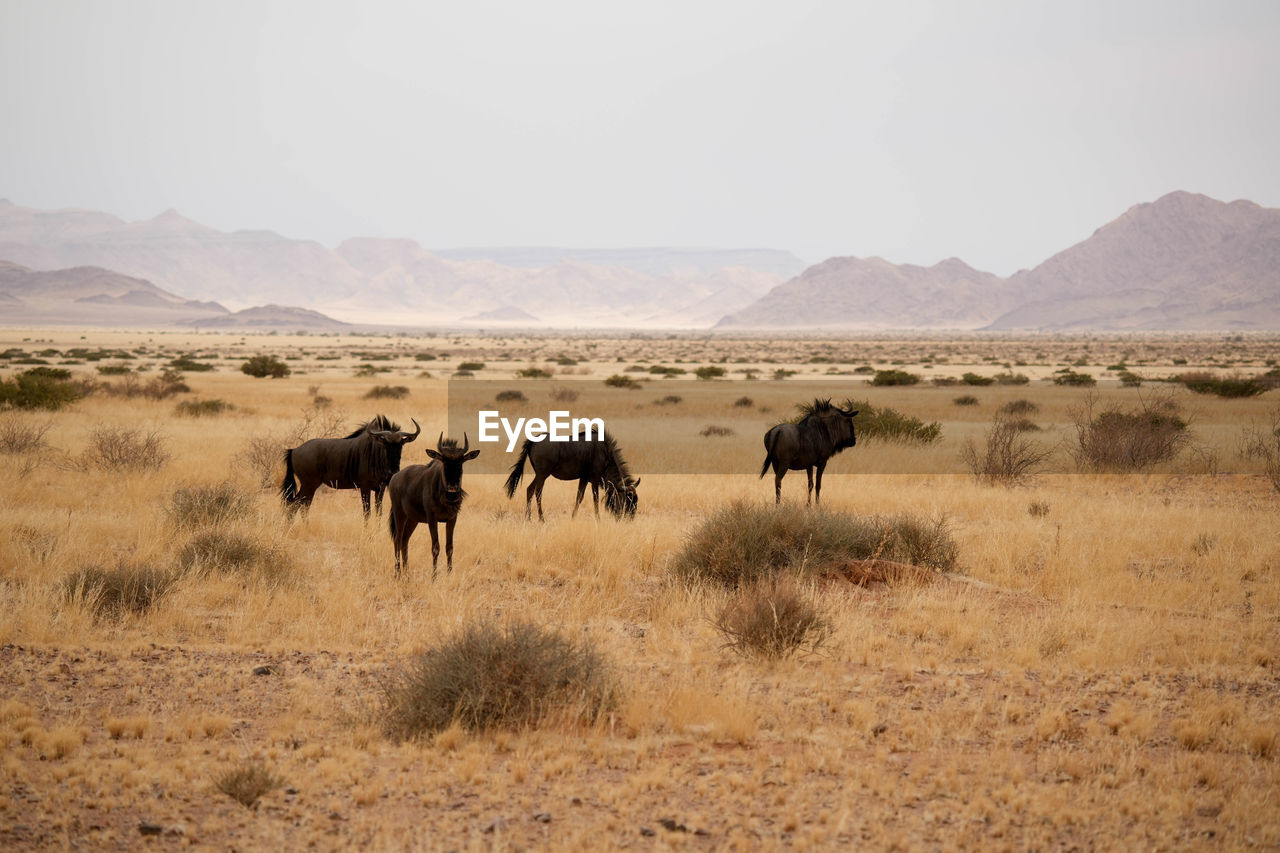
437, 432, 445, 452
462, 432, 469, 454
402, 418, 420, 441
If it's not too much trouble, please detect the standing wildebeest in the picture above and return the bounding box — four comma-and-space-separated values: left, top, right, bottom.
503, 431, 640, 521
280, 415, 420, 518
760, 399, 858, 505
388, 433, 480, 578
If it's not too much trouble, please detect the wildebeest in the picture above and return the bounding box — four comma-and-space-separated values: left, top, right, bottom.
280, 415, 420, 517
388, 433, 480, 578
503, 431, 640, 521
760, 399, 858, 504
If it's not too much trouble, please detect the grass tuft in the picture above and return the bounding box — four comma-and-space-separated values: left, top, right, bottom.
61, 564, 178, 619
167, 482, 255, 528
382, 621, 620, 739
713, 576, 831, 660
215, 759, 285, 808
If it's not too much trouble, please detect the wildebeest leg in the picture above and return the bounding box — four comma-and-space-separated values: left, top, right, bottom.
428, 521, 441, 580
591, 482, 600, 517
445, 518, 456, 573
374, 487, 384, 518
814, 460, 828, 505
572, 479, 588, 517
394, 517, 418, 579
360, 488, 372, 519
529, 473, 548, 522
774, 464, 784, 504
805, 468, 814, 505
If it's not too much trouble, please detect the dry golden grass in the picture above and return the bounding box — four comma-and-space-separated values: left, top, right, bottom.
1, 328, 1278, 849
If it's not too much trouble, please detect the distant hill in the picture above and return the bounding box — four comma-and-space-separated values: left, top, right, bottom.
183, 304, 350, 330
0, 200, 791, 327
718, 191, 1280, 330
0, 261, 230, 327
985, 191, 1280, 330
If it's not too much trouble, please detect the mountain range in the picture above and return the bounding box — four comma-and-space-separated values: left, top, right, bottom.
0, 191, 1275, 330
719, 191, 1279, 330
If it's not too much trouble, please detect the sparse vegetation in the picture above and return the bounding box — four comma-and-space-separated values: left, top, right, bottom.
1070, 394, 1191, 472
517, 367, 552, 379
61, 564, 177, 619
382, 621, 620, 738
167, 482, 255, 529
1053, 370, 1096, 387
0, 415, 51, 454
953, 395, 979, 406
604, 374, 641, 389
174, 398, 234, 417
495, 389, 527, 403
961, 414, 1054, 485
695, 365, 727, 380
699, 424, 735, 437
1178, 372, 1269, 398
961, 372, 995, 386
0, 367, 84, 410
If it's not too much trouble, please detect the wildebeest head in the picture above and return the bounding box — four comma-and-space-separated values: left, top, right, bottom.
367, 417, 422, 447
604, 476, 641, 518
798, 398, 858, 451
425, 433, 481, 502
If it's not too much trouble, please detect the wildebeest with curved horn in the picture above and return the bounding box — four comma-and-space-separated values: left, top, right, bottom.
503, 431, 640, 521
280, 415, 420, 517
760, 398, 858, 505
388, 433, 480, 578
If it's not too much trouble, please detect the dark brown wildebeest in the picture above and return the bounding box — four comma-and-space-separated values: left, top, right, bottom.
388, 433, 480, 578
760, 399, 858, 504
280, 415, 420, 518
502, 431, 640, 521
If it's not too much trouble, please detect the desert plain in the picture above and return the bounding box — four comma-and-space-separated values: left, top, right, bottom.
1, 328, 1278, 851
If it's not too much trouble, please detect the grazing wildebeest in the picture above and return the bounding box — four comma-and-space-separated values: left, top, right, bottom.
760, 399, 858, 505
280, 415, 420, 518
388, 433, 480, 578
503, 431, 640, 521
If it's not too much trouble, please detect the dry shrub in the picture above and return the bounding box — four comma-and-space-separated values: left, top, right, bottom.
0, 368, 85, 410
83, 426, 170, 471
364, 385, 410, 400
654, 394, 683, 406
177, 531, 290, 582
999, 399, 1039, 416
0, 415, 51, 454
167, 482, 255, 528
174, 398, 233, 417
61, 564, 178, 619
12, 524, 58, 562
549, 386, 580, 403
1238, 406, 1280, 493
236, 405, 348, 488
672, 501, 957, 588
215, 759, 284, 809
961, 415, 1054, 486
714, 577, 830, 660
733, 396, 754, 408
100, 369, 189, 400
1178, 372, 1268, 398
700, 424, 735, 437
494, 389, 527, 403
383, 621, 620, 739
1069, 393, 1191, 472
953, 395, 979, 406
236, 434, 285, 489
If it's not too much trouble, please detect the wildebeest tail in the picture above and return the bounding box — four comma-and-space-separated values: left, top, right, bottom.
759, 429, 779, 479
388, 511, 397, 540
503, 439, 533, 498
280, 449, 299, 504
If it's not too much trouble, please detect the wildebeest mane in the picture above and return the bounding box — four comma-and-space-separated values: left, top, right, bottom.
343, 414, 400, 440
584, 429, 632, 486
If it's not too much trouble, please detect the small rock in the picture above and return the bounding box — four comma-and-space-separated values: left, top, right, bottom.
285, 787, 299, 795
639, 827, 655, 837
569, 796, 582, 806
138, 822, 163, 836
252, 665, 277, 676
871, 723, 888, 736
164, 825, 186, 837
482, 817, 507, 834
532, 812, 552, 823
658, 818, 687, 833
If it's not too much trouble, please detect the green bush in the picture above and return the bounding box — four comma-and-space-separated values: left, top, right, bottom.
1178, 372, 1268, 398
0, 368, 84, 411
870, 369, 920, 386
168, 356, 215, 372
363, 385, 410, 399
457, 362, 486, 371
382, 621, 620, 738
96, 364, 133, 376
671, 501, 957, 588
495, 389, 527, 403
844, 399, 941, 444
953, 395, 979, 406
241, 355, 291, 379
1053, 370, 1096, 387
517, 367, 552, 379
993, 372, 1030, 385
604, 374, 641, 389
695, 366, 727, 380
648, 365, 685, 375
961, 372, 995, 386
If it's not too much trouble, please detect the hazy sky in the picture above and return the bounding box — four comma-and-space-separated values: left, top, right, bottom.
2, 0, 1278, 274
